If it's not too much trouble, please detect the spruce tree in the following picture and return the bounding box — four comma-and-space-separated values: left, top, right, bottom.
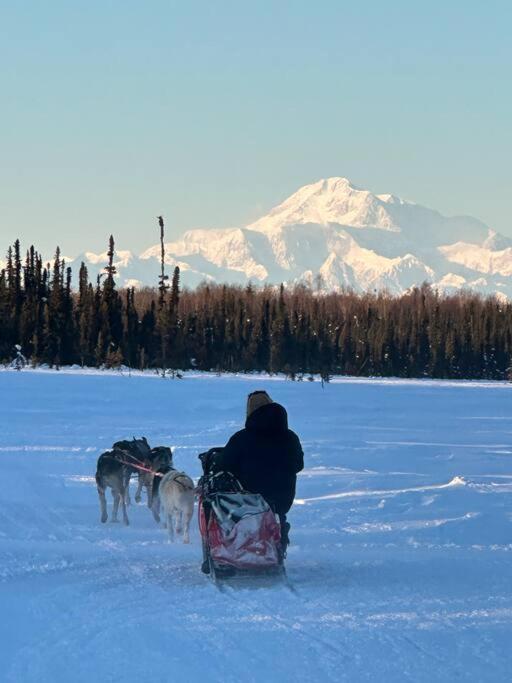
157, 216, 170, 376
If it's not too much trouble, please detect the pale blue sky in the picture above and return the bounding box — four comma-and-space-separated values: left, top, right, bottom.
1, 1, 511, 256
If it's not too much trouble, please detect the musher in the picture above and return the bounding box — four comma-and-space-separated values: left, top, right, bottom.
212, 390, 304, 553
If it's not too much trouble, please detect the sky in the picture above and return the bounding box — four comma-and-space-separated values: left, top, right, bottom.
0, 1, 511, 257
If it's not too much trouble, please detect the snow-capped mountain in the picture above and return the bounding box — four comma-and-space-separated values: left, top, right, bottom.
66, 178, 512, 297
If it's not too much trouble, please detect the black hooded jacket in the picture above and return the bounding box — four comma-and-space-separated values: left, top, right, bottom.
214, 402, 304, 515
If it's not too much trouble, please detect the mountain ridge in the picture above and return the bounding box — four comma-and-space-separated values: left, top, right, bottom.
55, 177, 511, 298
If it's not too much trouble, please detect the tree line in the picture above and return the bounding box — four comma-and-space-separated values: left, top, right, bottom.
1, 237, 512, 380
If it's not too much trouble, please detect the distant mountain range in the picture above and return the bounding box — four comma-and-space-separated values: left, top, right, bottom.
60, 177, 512, 297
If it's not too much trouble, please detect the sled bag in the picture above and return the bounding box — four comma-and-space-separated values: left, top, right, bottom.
200, 492, 281, 569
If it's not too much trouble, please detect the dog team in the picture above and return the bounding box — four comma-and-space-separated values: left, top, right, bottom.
95, 436, 194, 543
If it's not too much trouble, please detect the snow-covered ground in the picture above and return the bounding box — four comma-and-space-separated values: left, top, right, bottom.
1, 371, 511, 682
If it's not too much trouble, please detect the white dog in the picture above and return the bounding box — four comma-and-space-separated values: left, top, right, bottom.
157, 469, 195, 543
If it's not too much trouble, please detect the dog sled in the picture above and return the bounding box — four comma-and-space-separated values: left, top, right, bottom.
197, 448, 286, 582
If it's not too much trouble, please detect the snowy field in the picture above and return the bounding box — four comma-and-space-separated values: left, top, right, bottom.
1, 370, 511, 682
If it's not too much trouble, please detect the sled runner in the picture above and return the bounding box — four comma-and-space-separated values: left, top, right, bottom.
198, 448, 285, 582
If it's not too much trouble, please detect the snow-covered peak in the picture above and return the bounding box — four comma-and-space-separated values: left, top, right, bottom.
82, 250, 135, 268
83, 251, 108, 265
375, 193, 408, 205
141, 228, 268, 281
248, 177, 403, 234
439, 240, 512, 277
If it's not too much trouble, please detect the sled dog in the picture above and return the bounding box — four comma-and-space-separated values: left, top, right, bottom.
112, 437, 151, 506
157, 469, 195, 543
95, 450, 130, 525
150, 456, 174, 524
134, 445, 174, 510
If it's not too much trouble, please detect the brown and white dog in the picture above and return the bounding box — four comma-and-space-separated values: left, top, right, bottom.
137, 446, 174, 509
155, 469, 195, 543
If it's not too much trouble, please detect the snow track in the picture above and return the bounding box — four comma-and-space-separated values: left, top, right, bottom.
1, 372, 511, 681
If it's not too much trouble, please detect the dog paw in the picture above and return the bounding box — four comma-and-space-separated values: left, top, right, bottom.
101, 515, 108, 523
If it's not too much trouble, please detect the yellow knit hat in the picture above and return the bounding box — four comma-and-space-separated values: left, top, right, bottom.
246, 390, 273, 417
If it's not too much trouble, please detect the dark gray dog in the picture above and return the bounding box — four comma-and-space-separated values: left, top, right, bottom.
112, 437, 152, 506
133, 445, 174, 511
95, 450, 130, 525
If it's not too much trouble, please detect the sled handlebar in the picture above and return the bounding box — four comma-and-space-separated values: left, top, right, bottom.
198, 447, 225, 475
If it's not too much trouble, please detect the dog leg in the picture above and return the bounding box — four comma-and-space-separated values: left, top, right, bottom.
98, 485, 108, 523
167, 512, 174, 542
146, 475, 154, 509
175, 509, 183, 536
152, 496, 161, 524
135, 474, 143, 504
183, 509, 192, 544
112, 490, 120, 522
124, 470, 132, 506
121, 488, 129, 526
